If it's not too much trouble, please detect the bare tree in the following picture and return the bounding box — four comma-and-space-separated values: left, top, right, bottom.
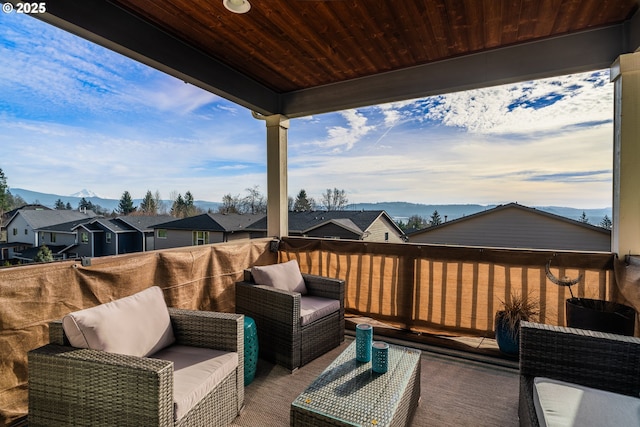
242, 186, 266, 214
320, 188, 348, 211
218, 193, 241, 214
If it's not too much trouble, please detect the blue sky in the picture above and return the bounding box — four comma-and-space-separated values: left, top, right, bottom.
0, 12, 614, 208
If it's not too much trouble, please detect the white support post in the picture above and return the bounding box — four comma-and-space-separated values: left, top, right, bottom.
253, 113, 289, 238
611, 52, 640, 255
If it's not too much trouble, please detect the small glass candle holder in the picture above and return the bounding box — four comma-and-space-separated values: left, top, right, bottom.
355, 323, 373, 362
372, 341, 389, 373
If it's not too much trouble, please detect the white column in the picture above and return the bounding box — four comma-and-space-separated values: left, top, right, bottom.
254, 113, 289, 238
611, 52, 640, 255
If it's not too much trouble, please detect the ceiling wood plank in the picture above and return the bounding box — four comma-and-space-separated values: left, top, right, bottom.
24, 0, 640, 117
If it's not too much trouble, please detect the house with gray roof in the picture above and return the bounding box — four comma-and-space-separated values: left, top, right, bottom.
408, 203, 611, 252
246, 210, 406, 243
114, 215, 174, 252
152, 213, 266, 250
5, 209, 97, 261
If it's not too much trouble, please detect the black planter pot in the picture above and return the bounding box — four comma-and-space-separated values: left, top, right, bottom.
566, 297, 636, 336
494, 312, 519, 356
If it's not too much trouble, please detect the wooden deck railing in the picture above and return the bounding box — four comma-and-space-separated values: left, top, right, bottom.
280, 237, 616, 336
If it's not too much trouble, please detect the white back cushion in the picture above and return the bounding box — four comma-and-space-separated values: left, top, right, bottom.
534, 377, 640, 427
251, 259, 307, 294
62, 286, 175, 357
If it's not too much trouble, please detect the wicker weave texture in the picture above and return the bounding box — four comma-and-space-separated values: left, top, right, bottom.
290, 341, 421, 427
29, 309, 244, 427
236, 270, 345, 371
518, 321, 640, 427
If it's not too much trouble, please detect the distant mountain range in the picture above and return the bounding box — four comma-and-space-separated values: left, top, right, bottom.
10, 188, 221, 214
10, 188, 612, 224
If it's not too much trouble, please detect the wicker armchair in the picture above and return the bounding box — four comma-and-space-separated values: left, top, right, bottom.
518, 321, 640, 427
236, 269, 345, 371
28, 308, 244, 427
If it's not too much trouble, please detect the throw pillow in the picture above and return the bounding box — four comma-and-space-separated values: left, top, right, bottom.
62, 286, 175, 357
252, 259, 307, 294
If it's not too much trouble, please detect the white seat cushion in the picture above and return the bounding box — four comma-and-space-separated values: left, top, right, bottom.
300, 296, 340, 326
534, 376, 640, 427
152, 345, 238, 422
252, 259, 307, 294
62, 286, 175, 357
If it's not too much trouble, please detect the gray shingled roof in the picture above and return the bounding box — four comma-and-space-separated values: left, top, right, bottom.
152, 213, 226, 232
116, 215, 175, 232
246, 210, 395, 234
152, 213, 267, 233
12, 209, 97, 230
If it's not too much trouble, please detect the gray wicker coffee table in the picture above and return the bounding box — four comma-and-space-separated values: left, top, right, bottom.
290, 341, 421, 426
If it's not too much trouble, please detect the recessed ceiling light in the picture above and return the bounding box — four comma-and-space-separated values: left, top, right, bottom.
223, 0, 251, 14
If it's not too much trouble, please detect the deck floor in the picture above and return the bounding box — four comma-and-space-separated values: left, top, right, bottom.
233, 336, 519, 426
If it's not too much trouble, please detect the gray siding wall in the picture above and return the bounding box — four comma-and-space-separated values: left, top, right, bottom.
7, 215, 34, 245
154, 229, 224, 249
75, 231, 94, 258
410, 209, 610, 251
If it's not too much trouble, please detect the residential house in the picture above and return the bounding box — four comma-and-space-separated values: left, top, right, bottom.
152, 213, 266, 250
114, 215, 174, 252
247, 210, 406, 243
1, 205, 51, 261
408, 203, 611, 252
5, 209, 97, 261
31, 215, 176, 261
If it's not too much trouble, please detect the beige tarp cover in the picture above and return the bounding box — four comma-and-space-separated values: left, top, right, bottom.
0, 239, 275, 426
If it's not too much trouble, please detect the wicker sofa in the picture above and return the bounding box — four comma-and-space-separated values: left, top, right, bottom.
519, 321, 640, 427
236, 266, 345, 371
28, 304, 244, 427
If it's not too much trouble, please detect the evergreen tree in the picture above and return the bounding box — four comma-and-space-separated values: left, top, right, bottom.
54, 199, 66, 210
78, 197, 95, 212
171, 193, 185, 218
139, 190, 158, 215
34, 244, 53, 263
293, 189, 313, 212
600, 215, 612, 229
117, 191, 137, 215
0, 168, 10, 218
429, 210, 442, 226
183, 191, 196, 217
65, 202, 72, 210
579, 211, 589, 223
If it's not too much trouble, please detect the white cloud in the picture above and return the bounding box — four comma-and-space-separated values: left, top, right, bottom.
423, 71, 612, 135
320, 109, 376, 152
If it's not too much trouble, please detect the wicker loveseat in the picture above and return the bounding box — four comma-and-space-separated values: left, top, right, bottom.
519, 321, 640, 427
28, 287, 244, 427
236, 261, 345, 371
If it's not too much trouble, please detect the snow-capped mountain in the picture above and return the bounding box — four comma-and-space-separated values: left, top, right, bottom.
70, 189, 100, 198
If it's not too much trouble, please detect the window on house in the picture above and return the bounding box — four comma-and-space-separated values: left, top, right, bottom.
51, 233, 56, 243
157, 229, 167, 239
106, 233, 111, 244
385, 232, 389, 241
81, 232, 89, 244
24, 229, 28, 235
12, 228, 17, 236
193, 231, 209, 245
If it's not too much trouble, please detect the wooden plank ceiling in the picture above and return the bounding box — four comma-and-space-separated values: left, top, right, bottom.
30, 0, 640, 116
112, 0, 638, 93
